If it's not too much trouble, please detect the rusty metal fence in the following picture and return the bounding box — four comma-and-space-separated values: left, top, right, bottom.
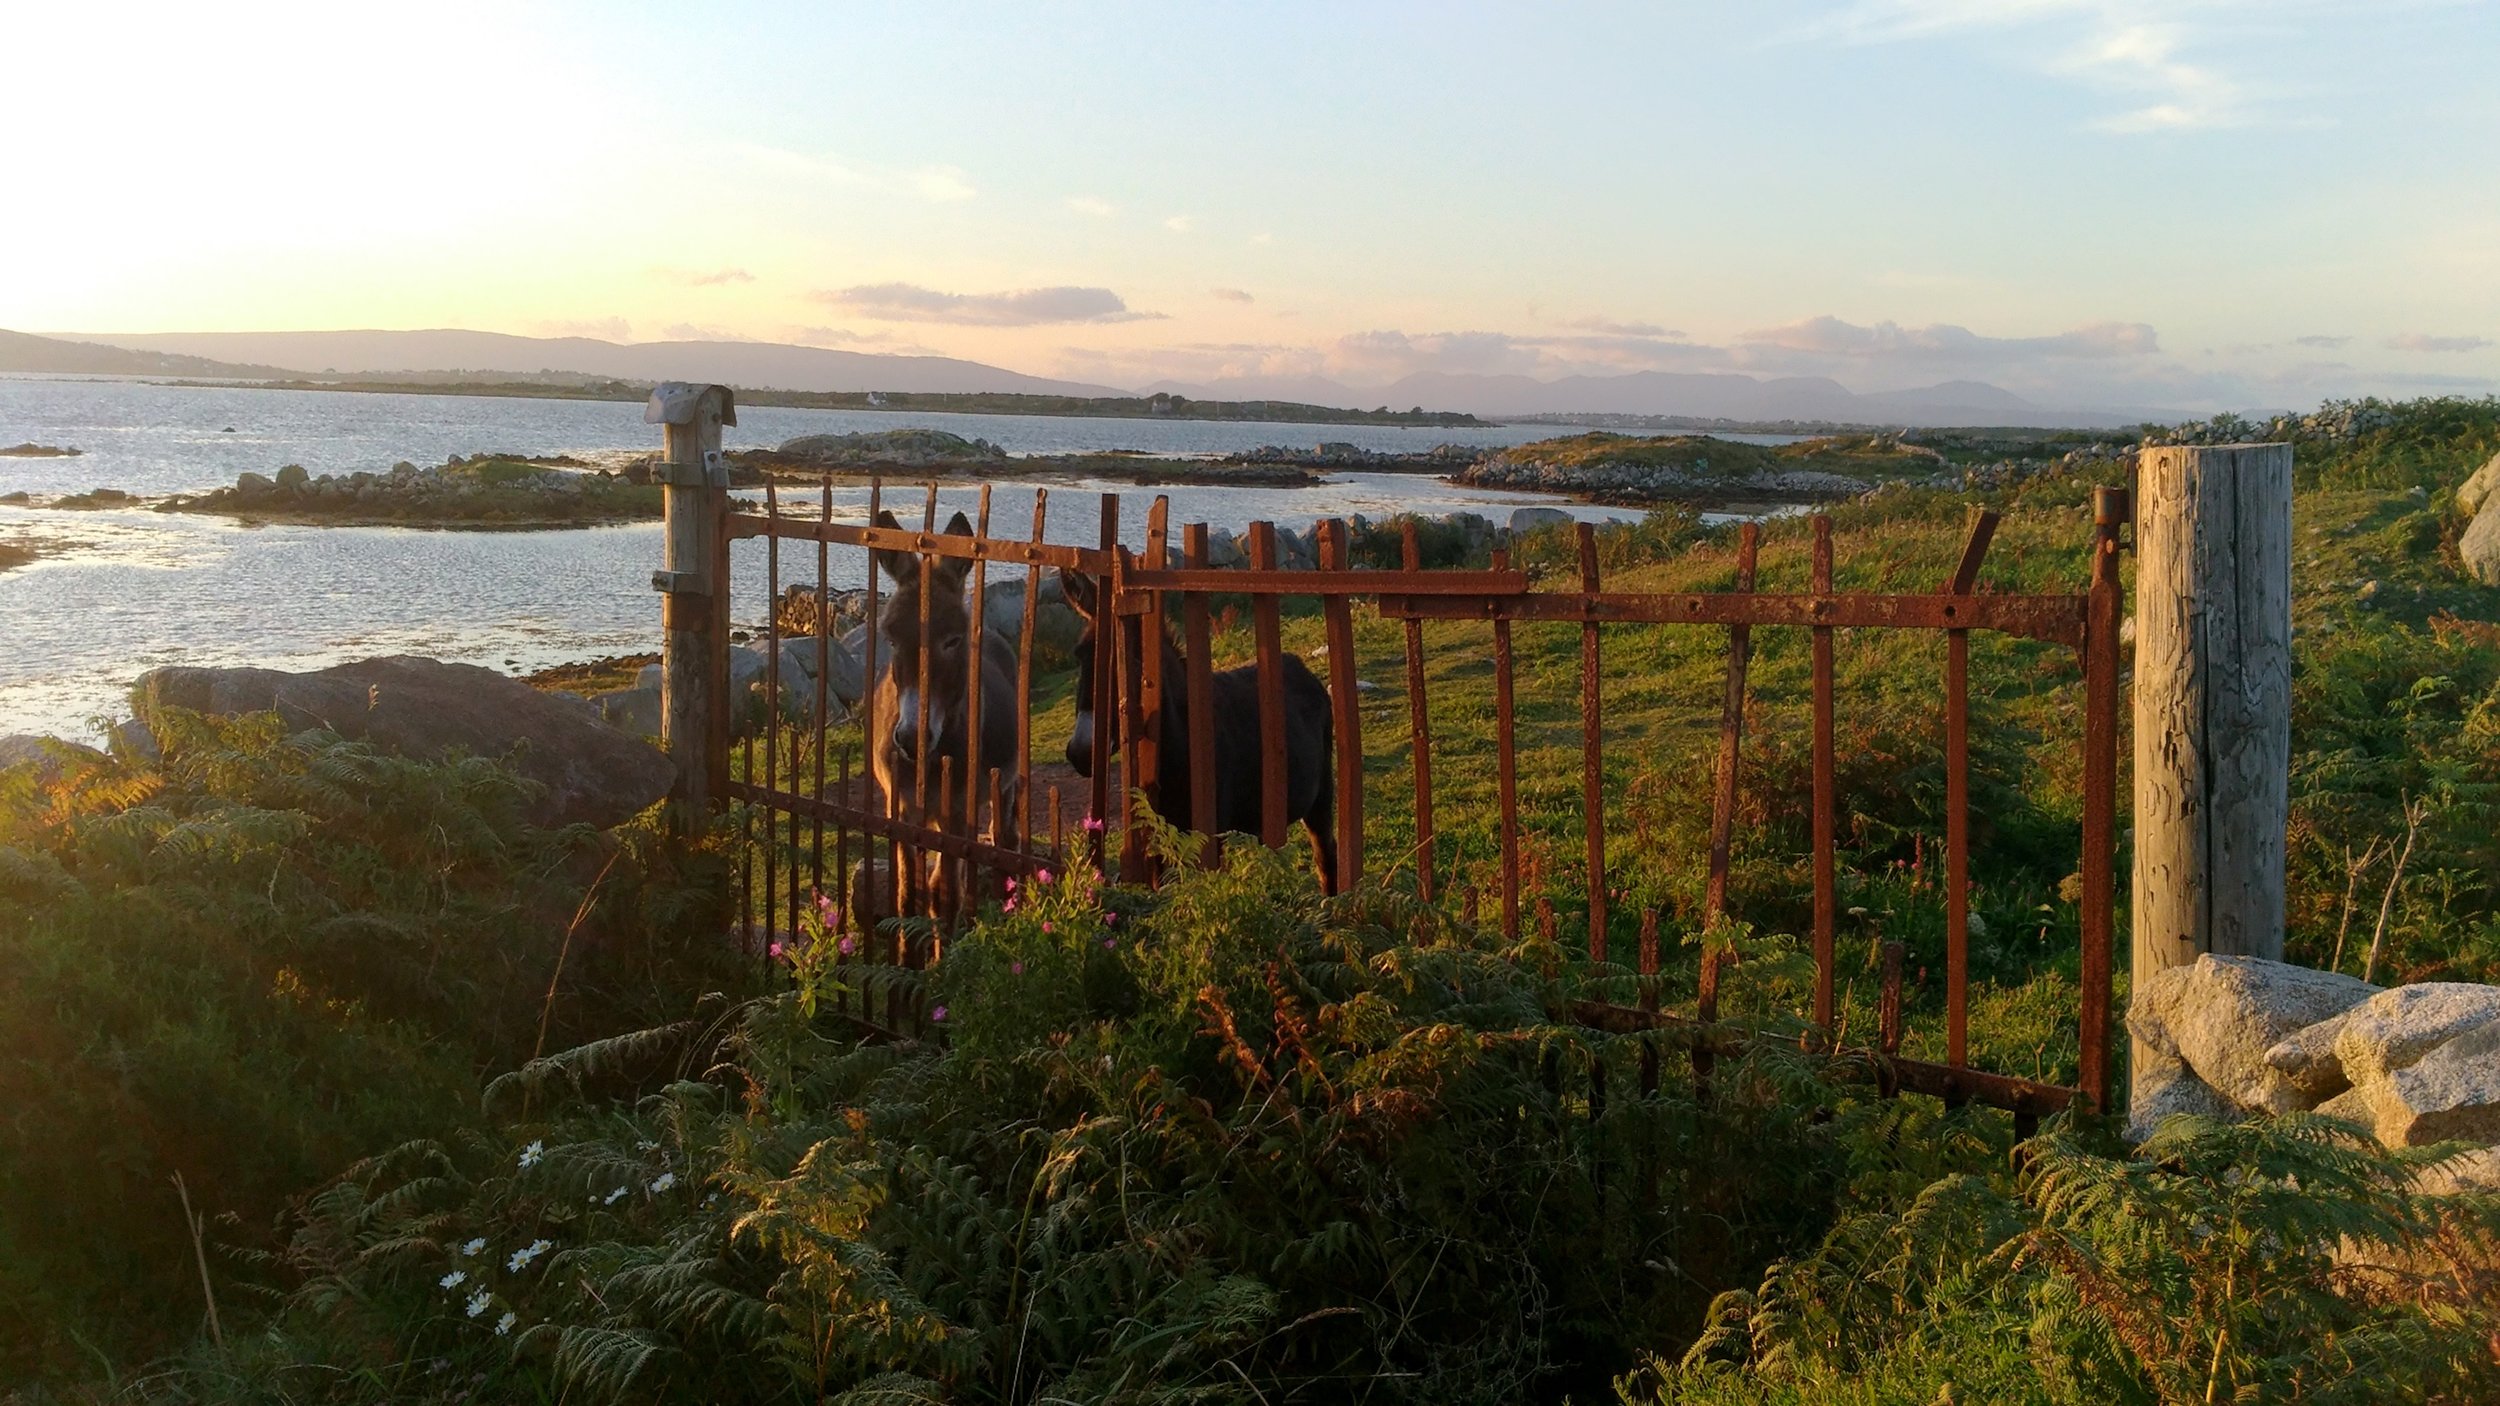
673, 452, 2125, 1117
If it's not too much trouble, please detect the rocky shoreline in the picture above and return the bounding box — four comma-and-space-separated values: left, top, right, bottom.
157, 454, 666, 527
732, 428, 1319, 488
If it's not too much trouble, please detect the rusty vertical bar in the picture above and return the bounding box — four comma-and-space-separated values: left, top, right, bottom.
2079, 487, 2127, 1113
1181, 523, 1221, 869
863, 480, 889, 940
1492, 544, 1520, 942
1017, 490, 1047, 850
1319, 519, 1363, 892
1248, 521, 1289, 849
813, 478, 831, 916
765, 481, 787, 945
1940, 510, 1995, 1074
962, 486, 991, 884
1577, 523, 1606, 962
1811, 515, 1836, 1033
1129, 497, 1171, 883
912, 485, 938, 919
1116, 545, 1150, 885
1092, 495, 1119, 867
1400, 521, 1436, 902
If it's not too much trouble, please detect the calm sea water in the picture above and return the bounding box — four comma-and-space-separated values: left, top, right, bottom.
0, 378, 1808, 740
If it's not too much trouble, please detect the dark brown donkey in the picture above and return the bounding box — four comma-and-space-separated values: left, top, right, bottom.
867, 509, 1024, 912
1058, 568, 1339, 893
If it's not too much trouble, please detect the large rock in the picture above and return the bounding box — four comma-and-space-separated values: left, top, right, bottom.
134, 656, 673, 829
1508, 506, 1573, 534
2125, 954, 2378, 1113
2457, 451, 2500, 518
2263, 1008, 2361, 1103
0, 734, 109, 781
2128, 1050, 2240, 1141
594, 685, 661, 739
771, 633, 867, 710
2368, 1016, 2500, 1147
978, 575, 1085, 657
2335, 982, 2500, 1086
2460, 497, 2500, 586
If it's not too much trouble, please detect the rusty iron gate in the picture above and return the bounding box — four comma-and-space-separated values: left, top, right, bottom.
683, 466, 2126, 1117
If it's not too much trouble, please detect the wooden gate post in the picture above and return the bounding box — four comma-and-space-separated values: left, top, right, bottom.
647, 382, 737, 833
2132, 442, 2292, 1096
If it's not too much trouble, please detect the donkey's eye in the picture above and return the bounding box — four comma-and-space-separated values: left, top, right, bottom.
943, 635, 965, 653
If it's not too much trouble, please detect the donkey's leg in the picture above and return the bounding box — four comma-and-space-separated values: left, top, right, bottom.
1303, 763, 1339, 897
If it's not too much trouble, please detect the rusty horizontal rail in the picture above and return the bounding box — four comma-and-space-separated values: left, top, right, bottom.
1568, 1000, 2078, 1114
1112, 565, 1527, 603
723, 778, 1050, 877
726, 510, 1110, 571
1377, 589, 2088, 647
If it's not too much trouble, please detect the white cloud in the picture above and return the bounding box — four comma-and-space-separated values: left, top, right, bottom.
1164, 215, 1196, 233
1563, 316, 1676, 337
1211, 287, 1254, 303
911, 166, 978, 202
2384, 332, 2495, 353
813, 282, 1164, 326
1792, 1, 2299, 134
659, 322, 754, 342
1066, 195, 1116, 217
653, 266, 754, 287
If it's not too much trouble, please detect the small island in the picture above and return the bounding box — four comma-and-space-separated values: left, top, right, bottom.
1455, 431, 1948, 506
0, 442, 83, 458
159, 454, 664, 528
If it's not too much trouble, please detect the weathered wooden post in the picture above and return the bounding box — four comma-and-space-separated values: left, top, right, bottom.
2132, 441, 2293, 1098
647, 382, 736, 833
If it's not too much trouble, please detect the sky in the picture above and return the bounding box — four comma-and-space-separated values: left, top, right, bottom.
4, 0, 2496, 413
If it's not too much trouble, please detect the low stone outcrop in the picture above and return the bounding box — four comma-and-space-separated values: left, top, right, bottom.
2126, 954, 2378, 1114
2371, 1018, 2500, 1146
2132, 954, 2500, 1162
2333, 983, 2500, 1086
133, 656, 673, 829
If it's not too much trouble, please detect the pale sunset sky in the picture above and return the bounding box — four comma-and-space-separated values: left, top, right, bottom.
6, 0, 2496, 411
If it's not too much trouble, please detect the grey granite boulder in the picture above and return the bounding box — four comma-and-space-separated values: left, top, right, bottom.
2335, 982, 2500, 1086
2368, 1016, 2500, 1147
134, 655, 673, 829
2263, 1008, 2362, 1103
2457, 450, 2500, 518
0, 734, 109, 781
2126, 954, 2378, 1112
2129, 1049, 2241, 1140
1508, 506, 1573, 534
2461, 497, 2500, 586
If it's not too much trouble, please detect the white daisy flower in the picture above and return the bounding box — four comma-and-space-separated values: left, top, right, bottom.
648, 1172, 676, 1194
506, 1239, 550, 1272
458, 1237, 486, 1257
438, 1270, 466, 1290
495, 1310, 518, 1336
604, 1186, 628, 1205
465, 1289, 491, 1318
517, 1140, 544, 1170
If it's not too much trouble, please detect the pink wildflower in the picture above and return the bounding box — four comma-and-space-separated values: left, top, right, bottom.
1042, 921, 1054, 934
768, 941, 784, 960
1103, 936, 1116, 949
1082, 815, 1106, 835
1103, 910, 1119, 927
1037, 868, 1053, 885
1011, 961, 1024, 975
930, 1006, 949, 1023
836, 935, 856, 955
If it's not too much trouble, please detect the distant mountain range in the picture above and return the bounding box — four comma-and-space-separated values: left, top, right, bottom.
20, 328, 1127, 399
8, 327, 2156, 428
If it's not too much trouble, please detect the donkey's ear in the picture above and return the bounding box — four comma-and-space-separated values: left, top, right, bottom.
1057, 565, 1098, 620
872, 509, 909, 583
943, 509, 973, 537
